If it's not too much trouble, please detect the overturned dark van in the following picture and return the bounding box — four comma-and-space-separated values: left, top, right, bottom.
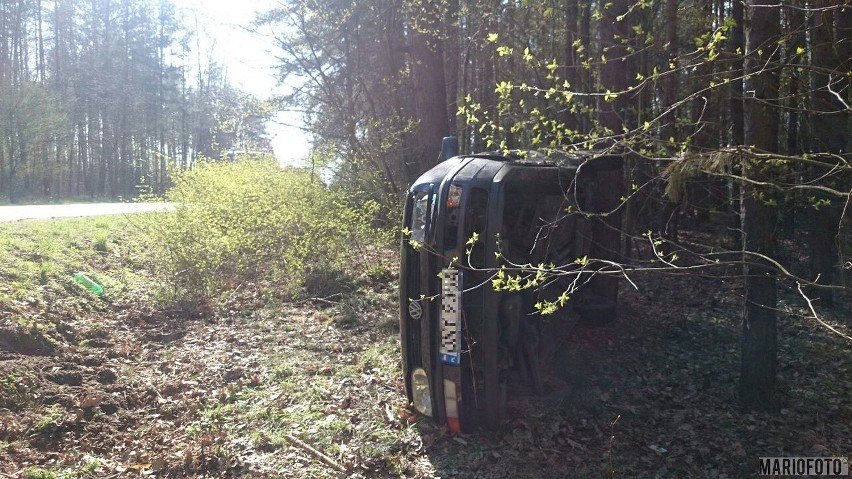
399, 142, 623, 432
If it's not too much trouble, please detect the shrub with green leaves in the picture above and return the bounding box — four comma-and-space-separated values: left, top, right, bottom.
148, 159, 389, 301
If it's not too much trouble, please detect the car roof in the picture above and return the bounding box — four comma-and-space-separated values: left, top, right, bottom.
410, 150, 621, 191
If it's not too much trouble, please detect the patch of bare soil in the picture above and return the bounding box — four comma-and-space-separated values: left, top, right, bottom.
1, 248, 850, 478
0, 269, 412, 478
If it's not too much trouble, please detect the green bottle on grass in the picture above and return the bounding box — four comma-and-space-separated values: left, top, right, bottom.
73, 272, 103, 296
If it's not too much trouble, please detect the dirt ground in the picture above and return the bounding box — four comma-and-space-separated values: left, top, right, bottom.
1, 246, 850, 478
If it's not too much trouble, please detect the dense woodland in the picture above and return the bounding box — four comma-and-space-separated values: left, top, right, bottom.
261, 0, 850, 412
0, 0, 271, 201
1, 0, 850, 411
0, 2, 849, 475
262, 0, 849, 201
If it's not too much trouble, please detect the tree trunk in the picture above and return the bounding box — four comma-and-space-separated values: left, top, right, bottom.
805, 1, 843, 307
725, 0, 745, 247
562, 0, 579, 134
838, 5, 852, 154
740, 0, 780, 412
594, 0, 630, 310
662, 0, 678, 144
728, 0, 744, 147
576, 1, 592, 134
37, 0, 46, 84
0, 1, 8, 84
407, 4, 449, 175
445, 0, 460, 136
597, 0, 631, 136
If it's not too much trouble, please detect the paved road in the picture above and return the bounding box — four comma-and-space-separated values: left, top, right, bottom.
0, 202, 174, 222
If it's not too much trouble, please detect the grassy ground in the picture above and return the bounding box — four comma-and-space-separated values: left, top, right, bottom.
0, 216, 850, 478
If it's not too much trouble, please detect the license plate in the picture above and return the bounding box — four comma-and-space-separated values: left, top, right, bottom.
440, 268, 461, 365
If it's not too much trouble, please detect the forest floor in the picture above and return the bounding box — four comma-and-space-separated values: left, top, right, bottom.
0, 216, 850, 478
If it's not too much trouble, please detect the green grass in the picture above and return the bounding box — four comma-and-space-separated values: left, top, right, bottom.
358, 340, 399, 376
0, 371, 36, 407
22, 467, 57, 479
0, 215, 157, 357
79, 457, 101, 475
0, 183, 404, 476
0, 215, 153, 305
34, 404, 62, 432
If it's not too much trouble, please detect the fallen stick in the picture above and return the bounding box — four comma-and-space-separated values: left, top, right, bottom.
797, 282, 852, 342
284, 433, 346, 473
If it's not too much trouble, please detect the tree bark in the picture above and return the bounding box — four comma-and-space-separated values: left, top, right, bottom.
740, 0, 780, 412
662, 0, 678, 144
594, 0, 631, 309
805, 1, 844, 307
445, 0, 460, 136
562, 0, 579, 134
407, 4, 449, 176
37, 0, 46, 84
597, 0, 631, 136
728, 0, 744, 147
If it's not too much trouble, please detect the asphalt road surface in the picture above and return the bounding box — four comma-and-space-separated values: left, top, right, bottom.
0, 203, 173, 222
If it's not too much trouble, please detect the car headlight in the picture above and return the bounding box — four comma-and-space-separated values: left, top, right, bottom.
411, 368, 432, 417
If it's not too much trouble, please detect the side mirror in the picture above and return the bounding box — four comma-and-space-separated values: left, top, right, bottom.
441, 136, 459, 161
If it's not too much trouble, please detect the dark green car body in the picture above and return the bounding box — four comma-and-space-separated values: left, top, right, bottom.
400, 151, 622, 431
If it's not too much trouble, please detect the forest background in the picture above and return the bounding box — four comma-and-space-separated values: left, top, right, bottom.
1, 0, 850, 431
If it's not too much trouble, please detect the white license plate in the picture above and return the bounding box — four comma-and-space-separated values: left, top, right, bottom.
440, 268, 461, 365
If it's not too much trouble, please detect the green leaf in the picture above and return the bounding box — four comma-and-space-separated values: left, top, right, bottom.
495, 81, 513, 96
497, 45, 513, 57
546, 58, 559, 72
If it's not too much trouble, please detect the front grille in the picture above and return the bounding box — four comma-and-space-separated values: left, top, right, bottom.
405, 248, 422, 369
